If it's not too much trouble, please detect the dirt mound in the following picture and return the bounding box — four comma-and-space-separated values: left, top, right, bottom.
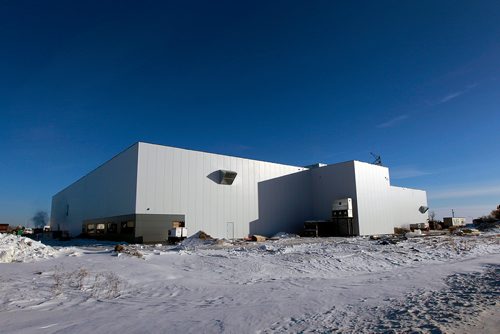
113, 244, 143, 258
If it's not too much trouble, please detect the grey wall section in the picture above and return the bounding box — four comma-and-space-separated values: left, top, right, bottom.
135, 214, 185, 243
250, 170, 313, 236
135, 142, 307, 239
309, 162, 359, 233
50, 144, 139, 236
242, 162, 357, 236
310, 162, 358, 219
83, 214, 136, 241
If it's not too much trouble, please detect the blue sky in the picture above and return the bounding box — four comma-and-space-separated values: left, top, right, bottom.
1, 0, 499, 225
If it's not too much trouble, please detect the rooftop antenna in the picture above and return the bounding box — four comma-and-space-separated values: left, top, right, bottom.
370, 152, 382, 166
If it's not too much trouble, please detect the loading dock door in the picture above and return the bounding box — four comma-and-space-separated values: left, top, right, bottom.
334, 218, 355, 236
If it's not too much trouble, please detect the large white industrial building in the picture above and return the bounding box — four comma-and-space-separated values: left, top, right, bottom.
51, 142, 428, 243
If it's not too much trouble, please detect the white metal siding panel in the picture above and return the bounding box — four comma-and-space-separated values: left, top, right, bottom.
353, 161, 393, 235
354, 161, 428, 235
50, 144, 139, 236
135, 142, 307, 239
390, 186, 428, 228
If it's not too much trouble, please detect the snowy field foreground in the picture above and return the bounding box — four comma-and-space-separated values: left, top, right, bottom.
0, 233, 499, 333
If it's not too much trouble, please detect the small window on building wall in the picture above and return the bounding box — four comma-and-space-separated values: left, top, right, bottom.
66, 204, 69, 216
107, 223, 117, 233
96, 224, 106, 234
87, 224, 96, 234
120, 221, 135, 234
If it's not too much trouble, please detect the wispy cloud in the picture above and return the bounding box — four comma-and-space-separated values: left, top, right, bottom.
437, 83, 478, 104
428, 183, 500, 200
391, 166, 433, 179
377, 114, 409, 128
439, 91, 463, 103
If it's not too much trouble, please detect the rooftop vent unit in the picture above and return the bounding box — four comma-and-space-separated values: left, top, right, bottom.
304, 163, 327, 169
219, 170, 237, 185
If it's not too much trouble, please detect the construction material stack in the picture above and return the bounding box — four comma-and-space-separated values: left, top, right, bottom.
168, 221, 188, 243
332, 198, 355, 236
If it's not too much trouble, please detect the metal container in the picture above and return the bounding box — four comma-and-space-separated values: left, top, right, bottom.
168, 227, 188, 238
332, 198, 354, 218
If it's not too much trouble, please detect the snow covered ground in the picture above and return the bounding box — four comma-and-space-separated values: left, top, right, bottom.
0, 232, 498, 333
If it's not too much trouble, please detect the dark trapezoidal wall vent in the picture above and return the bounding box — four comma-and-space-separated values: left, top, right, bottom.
219, 170, 237, 185
419, 206, 429, 214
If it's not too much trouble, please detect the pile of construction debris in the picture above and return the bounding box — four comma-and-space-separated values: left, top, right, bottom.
452, 228, 481, 236
176, 231, 223, 250
112, 244, 144, 258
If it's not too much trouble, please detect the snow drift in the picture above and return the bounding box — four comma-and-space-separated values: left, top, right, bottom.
0, 233, 57, 263
176, 230, 219, 250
